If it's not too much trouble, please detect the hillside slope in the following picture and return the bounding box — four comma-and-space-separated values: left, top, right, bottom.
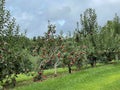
14, 63, 120, 90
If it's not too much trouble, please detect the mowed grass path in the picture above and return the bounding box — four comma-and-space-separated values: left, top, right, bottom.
14, 63, 120, 90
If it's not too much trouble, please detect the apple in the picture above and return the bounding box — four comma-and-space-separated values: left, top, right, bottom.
57, 53, 61, 58
0, 55, 2, 59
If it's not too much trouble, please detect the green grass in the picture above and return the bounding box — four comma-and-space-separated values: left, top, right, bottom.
13, 62, 120, 90
44, 67, 75, 75
16, 74, 33, 82
13, 67, 69, 87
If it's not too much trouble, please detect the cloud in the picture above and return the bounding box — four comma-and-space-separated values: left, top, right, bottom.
41, 6, 71, 20
5, 0, 120, 38
57, 20, 66, 26
91, 0, 120, 5
16, 12, 34, 22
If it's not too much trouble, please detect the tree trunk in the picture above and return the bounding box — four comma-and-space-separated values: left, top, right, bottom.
68, 64, 72, 74
115, 54, 118, 60
77, 60, 81, 70
54, 64, 57, 77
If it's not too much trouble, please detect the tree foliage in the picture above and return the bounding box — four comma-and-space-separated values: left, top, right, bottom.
0, 0, 32, 87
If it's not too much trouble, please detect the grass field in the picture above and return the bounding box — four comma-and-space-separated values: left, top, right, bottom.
12, 62, 120, 90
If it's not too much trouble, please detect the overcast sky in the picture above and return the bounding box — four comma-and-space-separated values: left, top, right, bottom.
5, 0, 120, 38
